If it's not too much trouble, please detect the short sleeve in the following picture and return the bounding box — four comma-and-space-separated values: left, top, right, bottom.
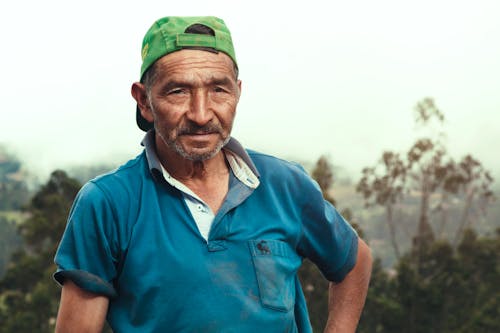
297, 178, 358, 283
54, 181, 119, 298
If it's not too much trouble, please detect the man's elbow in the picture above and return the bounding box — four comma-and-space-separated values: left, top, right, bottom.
358, 238, 372, 264
355, 237, 373, 282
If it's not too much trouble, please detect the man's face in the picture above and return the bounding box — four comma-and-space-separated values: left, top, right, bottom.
139, 49, 241, 162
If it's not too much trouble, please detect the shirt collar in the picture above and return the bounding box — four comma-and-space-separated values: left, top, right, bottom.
141, 130, 260, 188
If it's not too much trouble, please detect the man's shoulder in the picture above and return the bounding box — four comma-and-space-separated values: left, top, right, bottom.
245, 149, 316, 190
86, 151, 149, 195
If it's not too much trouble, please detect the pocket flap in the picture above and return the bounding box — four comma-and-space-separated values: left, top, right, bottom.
248, 239, 301, 312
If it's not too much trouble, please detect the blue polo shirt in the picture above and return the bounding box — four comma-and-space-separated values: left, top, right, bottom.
54, 132, 358, 332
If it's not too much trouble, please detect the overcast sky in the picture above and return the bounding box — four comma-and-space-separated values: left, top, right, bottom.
1, 0, 499, 182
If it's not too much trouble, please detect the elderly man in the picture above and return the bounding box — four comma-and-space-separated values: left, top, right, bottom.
54, 16, 372, 333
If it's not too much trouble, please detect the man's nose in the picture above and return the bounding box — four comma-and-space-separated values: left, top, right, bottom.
186, 90, 213, 125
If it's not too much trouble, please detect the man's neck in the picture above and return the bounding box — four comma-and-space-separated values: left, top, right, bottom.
155, 135, 230, 213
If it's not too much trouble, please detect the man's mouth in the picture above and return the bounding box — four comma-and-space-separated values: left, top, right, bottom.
181, 131, 217, 136
178, 125, 221, 137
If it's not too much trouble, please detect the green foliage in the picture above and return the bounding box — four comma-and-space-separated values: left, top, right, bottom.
357, 229, 500, 333
358, 259, 403, 333
298, 259, 329, 332
0, 170, 81, 333
0, 146, 30, 276
20, 170, 80, 252
0, 217, 22, 277
0, 146, 30, 211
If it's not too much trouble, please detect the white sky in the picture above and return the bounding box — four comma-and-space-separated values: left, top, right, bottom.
1, 0, 499, 181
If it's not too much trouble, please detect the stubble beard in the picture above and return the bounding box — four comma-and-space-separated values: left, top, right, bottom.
156, 122, 231, 162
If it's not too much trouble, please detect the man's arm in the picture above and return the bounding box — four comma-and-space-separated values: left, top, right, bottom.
324, 238, 372, 333
55, 280, 110, 333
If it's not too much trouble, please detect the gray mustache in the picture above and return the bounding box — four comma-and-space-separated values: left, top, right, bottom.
178, 122, 223, 135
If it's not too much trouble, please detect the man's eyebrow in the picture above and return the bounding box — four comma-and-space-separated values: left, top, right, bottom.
209, 76, 233, 86
160, 80, 191, 92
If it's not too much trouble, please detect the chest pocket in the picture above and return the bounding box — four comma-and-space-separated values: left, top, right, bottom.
249, 239, 301, 312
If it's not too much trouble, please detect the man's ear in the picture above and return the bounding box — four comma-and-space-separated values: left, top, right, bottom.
131, 82, 154, 122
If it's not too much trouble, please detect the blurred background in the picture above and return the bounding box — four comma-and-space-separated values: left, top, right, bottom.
0, 0, 499, 332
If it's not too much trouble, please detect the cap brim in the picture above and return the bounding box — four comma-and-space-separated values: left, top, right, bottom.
136, 105, 154, 131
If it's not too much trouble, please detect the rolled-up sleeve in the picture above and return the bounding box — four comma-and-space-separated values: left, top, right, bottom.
54, 181, 119, 298
297, 178, 358, 283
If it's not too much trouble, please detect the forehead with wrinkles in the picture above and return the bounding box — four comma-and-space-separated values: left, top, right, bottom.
153, 49, 238, 82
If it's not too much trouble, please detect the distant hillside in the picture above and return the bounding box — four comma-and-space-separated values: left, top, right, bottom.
332, 182, 500, 267
66, 163, 118, 184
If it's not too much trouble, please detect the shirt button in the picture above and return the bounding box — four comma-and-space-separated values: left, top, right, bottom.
197, 204, 204, 211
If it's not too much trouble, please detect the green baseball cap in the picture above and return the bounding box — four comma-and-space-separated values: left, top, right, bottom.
136, 16, 238, 131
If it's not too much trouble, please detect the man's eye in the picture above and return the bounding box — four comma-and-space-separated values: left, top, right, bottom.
214, 87, 226, 93
169, 89, 184, 95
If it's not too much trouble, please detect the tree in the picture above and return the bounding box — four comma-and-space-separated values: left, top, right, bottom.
357, 151, 406, 259
357, 258, 402, 333
358, 229, 500, 332
299, 156, 333, 331
0, 217, 22, 277
357, 98, 495, 261
311, 155, 336, 205
356, 98, 498, 331
0, 170, 81, 333
299, 155, 362, 332
0, 146, 30, 278
0, 146, 30, 211
448, 155, 495, 246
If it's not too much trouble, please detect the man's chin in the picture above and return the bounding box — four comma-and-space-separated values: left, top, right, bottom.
172, 135, 230, 160
173, 144, 223, 162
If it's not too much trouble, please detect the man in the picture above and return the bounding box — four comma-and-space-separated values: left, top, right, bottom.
54, 16, 372, 333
